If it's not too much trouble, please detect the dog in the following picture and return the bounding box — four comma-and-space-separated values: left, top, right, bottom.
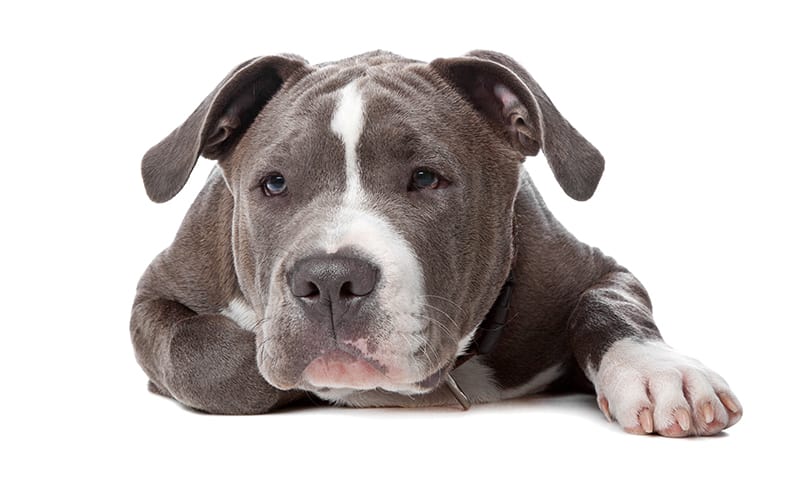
131, 50, 742, 436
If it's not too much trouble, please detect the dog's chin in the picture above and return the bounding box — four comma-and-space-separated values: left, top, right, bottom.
291, 350, 452, 397
301, 350, 389, 390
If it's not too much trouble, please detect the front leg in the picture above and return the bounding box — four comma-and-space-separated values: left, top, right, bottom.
568, 270, 743, 436
130, 296, 302, 414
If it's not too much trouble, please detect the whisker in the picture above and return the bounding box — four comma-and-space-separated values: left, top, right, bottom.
422, 294, 467, 316
399, 331, 433, 380
420, 308, 459, 346
406, 327, 445, 375
416, 333, 435, 371
422, 303, 459, 334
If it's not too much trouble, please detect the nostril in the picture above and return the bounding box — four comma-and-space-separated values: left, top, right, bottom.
291, 278, 320, 299
303, 282, 320, 299
350, 265, 378, 297
340, 281, 366, 299
340, 281, 353, 299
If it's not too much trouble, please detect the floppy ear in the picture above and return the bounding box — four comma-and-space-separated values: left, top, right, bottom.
141, 54, 311, 202
430, 50, 604, 201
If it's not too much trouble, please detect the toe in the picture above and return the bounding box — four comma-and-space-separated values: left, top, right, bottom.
658, 407, 693, 437
639, 407, 654, 434
684, 371, 730, 435
718, 391, 743, 428
695, 400, 728, 435
622, 407, 653, 435
647, 368, 692, 436
597, 395, 612, 422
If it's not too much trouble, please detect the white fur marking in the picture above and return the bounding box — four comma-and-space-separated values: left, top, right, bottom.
456, 326, 479, 357
313, 388, 357, 406
451, 358, 502, 404
325, 81, 425, 340
591, 338, 734, 434
500, 363, 565, 400
331, 81, 366, 205
221, 297, 259, 332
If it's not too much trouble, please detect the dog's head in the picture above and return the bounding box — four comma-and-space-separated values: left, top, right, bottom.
142, 50, 603, 398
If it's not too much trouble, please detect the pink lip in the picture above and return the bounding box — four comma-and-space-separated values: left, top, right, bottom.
302, 349, 388, 390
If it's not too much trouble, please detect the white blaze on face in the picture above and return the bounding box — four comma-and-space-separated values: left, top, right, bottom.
324, 80, 426, 362
330, 81, 365, 205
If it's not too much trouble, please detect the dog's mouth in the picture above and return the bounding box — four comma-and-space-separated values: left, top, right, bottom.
302, 349, 389, 390
297, 344, 457, 394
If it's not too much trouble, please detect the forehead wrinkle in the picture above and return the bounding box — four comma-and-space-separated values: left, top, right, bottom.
358, 111, 459, 177
359, 77, 452, 143
368, 65, 439, 100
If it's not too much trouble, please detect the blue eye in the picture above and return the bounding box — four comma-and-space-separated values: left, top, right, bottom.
411, 169, 442, 190
262, 173, 287, 196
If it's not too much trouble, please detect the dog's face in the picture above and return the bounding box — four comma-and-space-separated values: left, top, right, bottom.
141, 51, 603, 398
230, 70, 521, 396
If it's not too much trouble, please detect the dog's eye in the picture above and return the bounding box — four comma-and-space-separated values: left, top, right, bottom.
261, 173, 287, 196
410, 169, 447, 191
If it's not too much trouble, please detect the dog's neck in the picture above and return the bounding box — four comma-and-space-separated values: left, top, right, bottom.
446, 270, 515, 409
455, 270, 515, 367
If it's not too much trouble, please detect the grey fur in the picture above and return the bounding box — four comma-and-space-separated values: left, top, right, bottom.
131, 50, 741, 436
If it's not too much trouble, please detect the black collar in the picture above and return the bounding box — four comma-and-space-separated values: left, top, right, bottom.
446, 271, 515, 409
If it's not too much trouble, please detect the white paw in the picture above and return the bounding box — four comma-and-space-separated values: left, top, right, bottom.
591, 339, 742, 437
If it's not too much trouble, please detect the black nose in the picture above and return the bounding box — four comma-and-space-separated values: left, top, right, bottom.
289, 254, 379, 326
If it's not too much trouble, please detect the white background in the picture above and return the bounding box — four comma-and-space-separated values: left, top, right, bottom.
2, 0, 797, 479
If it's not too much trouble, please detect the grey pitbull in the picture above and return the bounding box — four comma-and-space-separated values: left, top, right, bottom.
131, 50, 742, 436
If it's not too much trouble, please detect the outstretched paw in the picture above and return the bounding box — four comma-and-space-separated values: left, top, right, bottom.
592, 339, 742, 437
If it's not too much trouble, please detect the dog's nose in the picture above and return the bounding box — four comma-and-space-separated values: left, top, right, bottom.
289, 255, 379, 325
